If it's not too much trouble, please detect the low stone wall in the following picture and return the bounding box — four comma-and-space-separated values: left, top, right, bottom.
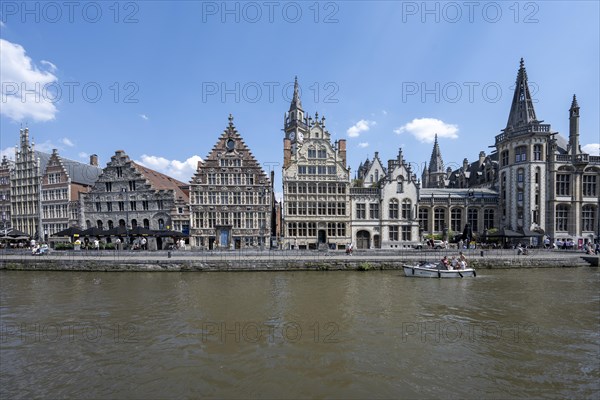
1, 256, 596, 272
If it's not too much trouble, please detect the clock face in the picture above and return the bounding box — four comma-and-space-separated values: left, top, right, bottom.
298, 132, 304, 141
289, 131, 296, 141
226, 139, 235, 151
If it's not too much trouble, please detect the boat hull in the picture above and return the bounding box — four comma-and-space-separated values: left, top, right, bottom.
403, 265, 476, 278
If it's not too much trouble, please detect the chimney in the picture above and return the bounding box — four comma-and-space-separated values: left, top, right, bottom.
270, 170, 275, 192
462, 158, 468, 170
479, 151, 486, 167
338, 139, 346, 166
90, 154, 98, 166
283, 139, 291, 168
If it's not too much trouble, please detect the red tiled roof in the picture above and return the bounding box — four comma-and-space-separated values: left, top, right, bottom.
132, 162, 189, 201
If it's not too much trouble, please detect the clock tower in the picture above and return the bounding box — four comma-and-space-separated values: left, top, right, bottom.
284, 76, 308, 144
281, 77, 351, 251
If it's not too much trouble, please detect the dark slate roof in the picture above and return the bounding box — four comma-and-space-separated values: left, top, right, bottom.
35, 151, 102, 186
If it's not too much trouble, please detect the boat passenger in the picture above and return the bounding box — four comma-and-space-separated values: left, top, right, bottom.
450, 256, 458, 270
458, 251, 468, 268
440, 256, 449, 270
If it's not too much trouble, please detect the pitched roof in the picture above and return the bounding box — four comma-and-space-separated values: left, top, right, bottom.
132, 162, 189, 201
35, 151, 102, 186
428, 134, 444, 173
506, 58, 538, 129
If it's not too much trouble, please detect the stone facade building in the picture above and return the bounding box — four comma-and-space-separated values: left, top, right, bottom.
8, 128, 102, 239
415, 59, 599, 246
0, 156, 14, 234
351, 150, 421, 249
83, 150, 189, 247
282, 78, 351, 250
495, 59, 599, 246
189, 116, 273, 250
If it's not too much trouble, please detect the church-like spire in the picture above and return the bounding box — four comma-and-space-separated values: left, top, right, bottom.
289, 76, 303, 111
570, 94, 579, 111
505, 58, 538, 130
428, 134, 444, 173
569, 94, 580, 156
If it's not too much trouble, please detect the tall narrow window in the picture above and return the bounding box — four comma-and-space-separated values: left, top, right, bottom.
582, 206, 595, 231
555, 205, 569, 231
389, 199, 399, 219
556, 174, 570, 196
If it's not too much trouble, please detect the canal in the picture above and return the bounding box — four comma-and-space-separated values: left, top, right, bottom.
1, 268, 598, 399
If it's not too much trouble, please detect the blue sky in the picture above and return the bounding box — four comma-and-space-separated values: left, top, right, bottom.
1, 1, 599, 196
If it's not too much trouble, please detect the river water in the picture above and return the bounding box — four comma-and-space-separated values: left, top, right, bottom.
1, 268, 598, 399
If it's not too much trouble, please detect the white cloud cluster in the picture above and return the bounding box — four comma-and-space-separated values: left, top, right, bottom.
139, 114, 149, 120
137, 154, 204, 181
394, 118, 458, 143
347, 119, 376, 138
582, 143, 600, 156
1, 147, 15, 161
61, 137, 74, 147
0, 39, 58, 122
358, 142, 369, 148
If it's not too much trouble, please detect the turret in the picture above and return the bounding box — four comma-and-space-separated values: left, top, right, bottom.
569, 94, 580, 156
505, 58, 538, 131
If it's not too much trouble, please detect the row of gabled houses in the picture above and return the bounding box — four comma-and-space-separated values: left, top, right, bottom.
1, 59, 599, 249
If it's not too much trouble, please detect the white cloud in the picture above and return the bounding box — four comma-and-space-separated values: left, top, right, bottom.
61, 137, 74, 147
347, 119, 376, 138
382, 110, 388, 115
0, 21, 5, 28
40, 60, 57, 73
358, 142, 369, 148
78, 152, 89, 159
34, 140, 60, 153
136, 154, 204, 181
139, 114, 149, 120
394, 118, 459, 143
0, 39, 58, 122
582, 143, 600, 156
1, 147, 14, 161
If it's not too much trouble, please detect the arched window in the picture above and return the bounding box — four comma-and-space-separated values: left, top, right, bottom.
389, 199, 399, 219
434, 208, 446, 232
131, 219, 137, 228
402, 199, 412, 219
86, 220, 91, 229
143, 219, 150, 229
451, 208, 462, 232
418, 208, 429, 231
515, 146, 527, 163
534, 144, 543, 161
107, 220, 114, 229
397, 176, 404, 193
119, 219, 126, 227
517, 168, 525, 183
96, 220, 103, 229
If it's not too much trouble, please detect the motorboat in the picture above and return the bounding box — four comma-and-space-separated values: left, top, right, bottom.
403, 262, 476, 278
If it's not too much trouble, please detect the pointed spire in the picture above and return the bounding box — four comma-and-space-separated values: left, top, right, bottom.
506, 58, 538, 130
289, 76, 303, 111
570, 94, 579, 110
428, 134, 444, 174
228, 114, 235, 129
